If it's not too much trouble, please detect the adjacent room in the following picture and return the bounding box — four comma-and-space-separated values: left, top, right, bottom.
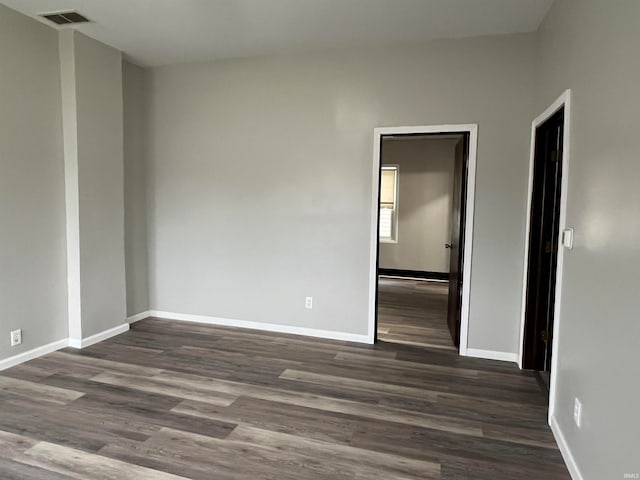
1, 1, 638, 479
376, 133, 463, 350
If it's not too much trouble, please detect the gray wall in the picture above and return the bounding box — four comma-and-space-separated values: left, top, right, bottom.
123, 62, 150, 316
0, 4, 68, 361
379, 138, 456, 273
536, 1, 640, 477
146, 34, 535, 351
74, 33, 127, 337
59, 31, 127, 341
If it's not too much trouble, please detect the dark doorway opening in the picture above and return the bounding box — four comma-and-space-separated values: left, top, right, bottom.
373, 132, 471, 351
522, 107, 565, 371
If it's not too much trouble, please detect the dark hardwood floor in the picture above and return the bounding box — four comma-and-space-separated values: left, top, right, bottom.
0, 306, 569, 478
377, 277, 455, 350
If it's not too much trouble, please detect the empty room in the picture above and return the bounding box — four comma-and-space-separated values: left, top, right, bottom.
0, 1, 637, 479
376, 133, 464, 350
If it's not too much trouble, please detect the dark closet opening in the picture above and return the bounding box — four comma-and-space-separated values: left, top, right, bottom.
522, 107, 565, 371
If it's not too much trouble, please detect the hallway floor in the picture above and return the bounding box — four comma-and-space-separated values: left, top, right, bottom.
377, 277, 455, 350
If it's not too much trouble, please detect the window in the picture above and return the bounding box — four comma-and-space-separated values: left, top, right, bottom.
379, 165, 398, 242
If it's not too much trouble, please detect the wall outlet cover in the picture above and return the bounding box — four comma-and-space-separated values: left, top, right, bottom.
10, 329, 22, 346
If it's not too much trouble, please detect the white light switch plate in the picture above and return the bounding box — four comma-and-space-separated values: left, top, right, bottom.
561, 228, 574, 249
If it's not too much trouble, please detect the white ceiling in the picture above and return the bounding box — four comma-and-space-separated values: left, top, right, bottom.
1, 0, 554, 67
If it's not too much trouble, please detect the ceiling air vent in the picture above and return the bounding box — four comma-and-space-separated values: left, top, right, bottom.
40, 11, 90, 25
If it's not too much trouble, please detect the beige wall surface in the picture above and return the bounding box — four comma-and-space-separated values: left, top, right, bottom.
379, 138, 456, 273
123, 61, 150, 316
535, 1, 640, 478
145, 34, 535, 352
0, 4, 68, 361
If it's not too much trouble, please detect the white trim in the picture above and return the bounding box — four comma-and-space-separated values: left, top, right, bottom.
465, 348, 518, 363
68, 322, 130, 349
59, 30, 83, 342
127, 310, 151, 323
149, 310, 370, 344
550, 415, 584, 480
368, 124, 478, 352
1, 322, 131, 371
379, 275, 448, 283
0, 314, 367, 371
517, 90, 571, 423
0, 338, 68, 371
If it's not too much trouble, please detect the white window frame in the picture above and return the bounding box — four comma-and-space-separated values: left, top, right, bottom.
379, 164, 399, 244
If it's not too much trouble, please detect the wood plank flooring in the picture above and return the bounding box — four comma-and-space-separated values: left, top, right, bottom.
0, 285, 569, 479
378, 277, 455, 350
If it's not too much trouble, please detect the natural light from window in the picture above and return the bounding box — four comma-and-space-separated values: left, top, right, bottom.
379, 165, 398, 243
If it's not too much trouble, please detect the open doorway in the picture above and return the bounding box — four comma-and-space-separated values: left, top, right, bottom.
519, 91, 571, 409
368, 125, 478, 353
522, 107, 564, 376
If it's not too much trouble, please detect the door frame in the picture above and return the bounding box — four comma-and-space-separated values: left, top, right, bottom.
517, 90, 571, 421
367, 124, 478, 355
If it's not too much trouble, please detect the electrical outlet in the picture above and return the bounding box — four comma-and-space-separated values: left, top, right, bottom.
10, 329, 22, 347
573, 397, 582, 428
305, 296, 313, 309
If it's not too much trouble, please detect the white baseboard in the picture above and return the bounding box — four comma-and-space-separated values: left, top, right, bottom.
1, 312, 367, 371
0, 338, 69, 371
127, 310, 151, 323
464, 348, 518, 363
550, 415, 583, 480
68, 322, 130, 349
379, 275, 448, 283
149, 310, 371, 344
